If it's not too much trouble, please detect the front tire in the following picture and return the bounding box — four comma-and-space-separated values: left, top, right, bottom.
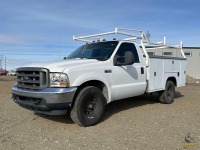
70, 86, 106, 126
159, 81, 175, 104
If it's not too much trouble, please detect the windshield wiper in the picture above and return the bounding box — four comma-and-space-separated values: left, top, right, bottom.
68, 57, 108, 61
68, 58, 89, 60
89, 57, 108, 61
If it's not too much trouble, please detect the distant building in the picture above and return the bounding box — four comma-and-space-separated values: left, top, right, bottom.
147, 47, 200, 79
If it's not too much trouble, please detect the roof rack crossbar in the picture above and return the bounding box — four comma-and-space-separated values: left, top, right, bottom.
116, 31, 142, 39
73, 31, 116, 41
73, 28, 147, 42
117, 28, 143, 33
145, 46, 181, 50
123, 37, 138, 41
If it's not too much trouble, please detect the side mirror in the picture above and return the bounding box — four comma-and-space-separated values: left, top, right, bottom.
114, 51, 135, 66
124, 51, 135, 65
63, 57, 67, 60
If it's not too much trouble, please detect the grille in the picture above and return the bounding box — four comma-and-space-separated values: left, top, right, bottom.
16, 67, 49, 90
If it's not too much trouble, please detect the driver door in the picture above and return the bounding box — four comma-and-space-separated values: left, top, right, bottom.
112, 42, 146, 100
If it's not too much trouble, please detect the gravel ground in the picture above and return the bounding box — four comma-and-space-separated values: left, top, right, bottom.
0, 76, 200, 150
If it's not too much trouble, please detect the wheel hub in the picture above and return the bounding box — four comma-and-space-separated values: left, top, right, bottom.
84, 97, 96, 115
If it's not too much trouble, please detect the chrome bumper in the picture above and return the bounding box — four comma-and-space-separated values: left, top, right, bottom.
12, 85, 77, 115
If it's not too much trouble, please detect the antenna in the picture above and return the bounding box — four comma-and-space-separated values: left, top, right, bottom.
59, 32, 60, 60
146, 30, 151, 41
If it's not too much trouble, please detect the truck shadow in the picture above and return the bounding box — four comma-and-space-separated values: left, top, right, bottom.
175, 91, 184, 99
102, 94, 158, 122
34, 112, 74, 124
102, 92, 184, 122
34, 92, 183, 124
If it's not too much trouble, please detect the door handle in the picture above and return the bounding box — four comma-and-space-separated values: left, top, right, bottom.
141, 67, 144, 74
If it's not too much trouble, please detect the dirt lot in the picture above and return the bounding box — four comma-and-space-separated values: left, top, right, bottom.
0, 76, 200, 150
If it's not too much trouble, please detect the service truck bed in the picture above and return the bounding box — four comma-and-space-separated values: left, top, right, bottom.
147, 55, 187, 93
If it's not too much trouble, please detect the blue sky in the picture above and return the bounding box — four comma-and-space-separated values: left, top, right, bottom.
0, 0, 200, 70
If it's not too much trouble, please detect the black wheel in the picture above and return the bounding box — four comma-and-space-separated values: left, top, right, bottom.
159, 81, 175, 104
70, 86, 106, 126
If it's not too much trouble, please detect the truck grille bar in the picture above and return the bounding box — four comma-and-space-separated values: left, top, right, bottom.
16, 68, 49, 90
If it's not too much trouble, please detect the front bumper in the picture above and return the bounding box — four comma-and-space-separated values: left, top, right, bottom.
12, 85, 77, 115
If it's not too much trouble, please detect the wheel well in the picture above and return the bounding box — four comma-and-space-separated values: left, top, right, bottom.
73, 80, 109, 105
167, 77, 177, 86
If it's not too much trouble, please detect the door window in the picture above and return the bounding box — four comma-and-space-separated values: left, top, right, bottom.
116, 43, 139, 63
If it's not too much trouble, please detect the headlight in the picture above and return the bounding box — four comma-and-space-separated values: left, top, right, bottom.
50, 73, 70, 87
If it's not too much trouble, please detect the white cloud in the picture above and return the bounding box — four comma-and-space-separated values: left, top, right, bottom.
0, 34, 26, 44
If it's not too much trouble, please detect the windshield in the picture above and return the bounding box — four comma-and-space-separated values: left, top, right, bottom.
67, 41, 119, 60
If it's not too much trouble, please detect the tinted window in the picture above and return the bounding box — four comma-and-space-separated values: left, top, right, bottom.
67, 41, 119, 60
184, 52, 192, 57
147, 52, 155, 56
163, 52, 172, 56
116, 43, 139, 63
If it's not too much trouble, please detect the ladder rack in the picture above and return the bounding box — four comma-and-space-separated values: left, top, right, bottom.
73, 28, 186, 61
73, 28, 149, 42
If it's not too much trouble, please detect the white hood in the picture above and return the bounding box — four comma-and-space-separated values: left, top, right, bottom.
24, 59, 99, 72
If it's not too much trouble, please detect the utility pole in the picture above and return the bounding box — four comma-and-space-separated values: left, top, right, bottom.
0, 55, 3, 70
5, 57, 6, 71
59, 32, 60, 60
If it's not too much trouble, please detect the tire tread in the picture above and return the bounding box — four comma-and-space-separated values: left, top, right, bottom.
70, 86, 105, 126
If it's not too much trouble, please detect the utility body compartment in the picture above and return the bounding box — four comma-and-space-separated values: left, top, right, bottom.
147, 55, 186, 93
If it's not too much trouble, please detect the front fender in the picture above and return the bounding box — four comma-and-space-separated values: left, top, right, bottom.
71, 72, 113, 103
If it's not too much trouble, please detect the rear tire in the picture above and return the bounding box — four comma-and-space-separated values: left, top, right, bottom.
159, 81, 175, 104
70, 86, 106, 126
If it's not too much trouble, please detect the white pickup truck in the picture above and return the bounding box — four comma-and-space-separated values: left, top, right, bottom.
12, 28, 186, 126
